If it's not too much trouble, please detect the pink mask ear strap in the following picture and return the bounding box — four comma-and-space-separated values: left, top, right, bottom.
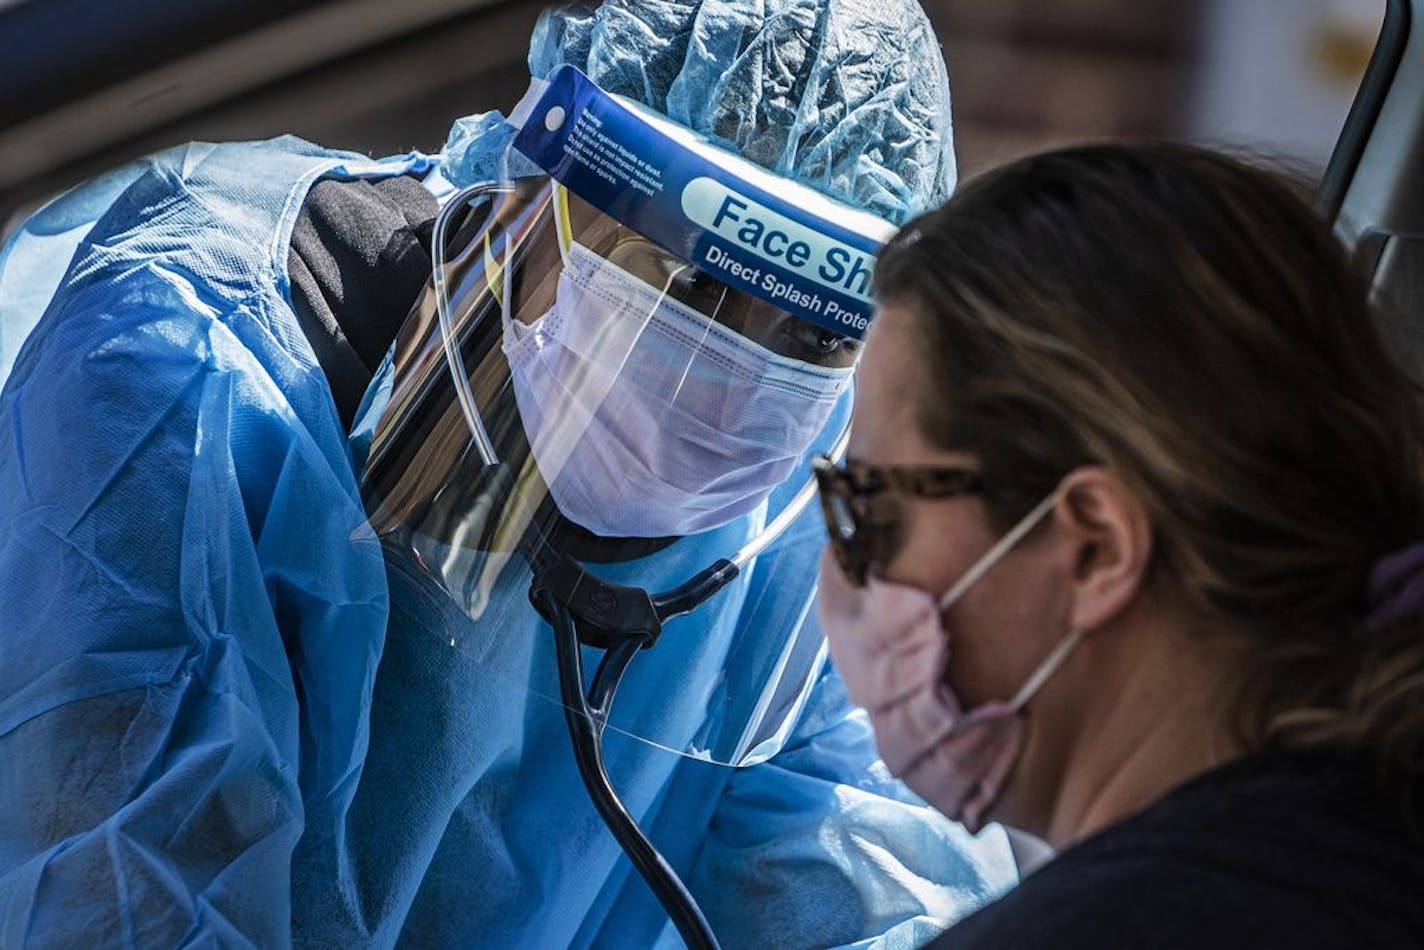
1008, 623, 1082, 712
1007, 626, 1084, 713
937, 492, 1059, 610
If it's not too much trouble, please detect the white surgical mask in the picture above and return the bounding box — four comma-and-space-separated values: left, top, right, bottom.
504, 242, 852, 538
818, 492, 1082, 832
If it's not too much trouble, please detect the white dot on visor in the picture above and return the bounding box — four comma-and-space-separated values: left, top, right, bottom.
544, 107, 567, 132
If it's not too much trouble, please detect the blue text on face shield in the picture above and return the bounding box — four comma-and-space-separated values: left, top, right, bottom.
513, 66, 890, 338
686, 181, 874, 302
709, 195, 813, 268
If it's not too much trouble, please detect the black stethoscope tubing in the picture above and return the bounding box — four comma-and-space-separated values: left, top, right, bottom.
434, 177, 852, 949
539, 588, 721, 950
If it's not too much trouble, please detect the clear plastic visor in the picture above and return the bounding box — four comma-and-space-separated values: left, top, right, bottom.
360, 177, 853, 766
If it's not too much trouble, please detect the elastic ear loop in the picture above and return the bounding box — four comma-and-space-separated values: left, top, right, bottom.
937, 493, 1060, 610
497, 181, 575, 336
483, 230, 505, 309
934, 490, 1079, 718
1007, 627, 1084, 713
552, 181, 575, 265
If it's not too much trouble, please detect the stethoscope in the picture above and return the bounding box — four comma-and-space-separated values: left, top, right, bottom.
429, 180, 849, 949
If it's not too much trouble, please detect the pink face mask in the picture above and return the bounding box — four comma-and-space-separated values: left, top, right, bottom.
817, 492, 1083, 833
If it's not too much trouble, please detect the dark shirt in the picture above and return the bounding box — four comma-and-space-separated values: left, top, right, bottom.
288, 173, 438, 427
933, 751, 1424, 950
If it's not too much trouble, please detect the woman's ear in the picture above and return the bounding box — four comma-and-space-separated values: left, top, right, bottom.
1054, 467, 1153, 633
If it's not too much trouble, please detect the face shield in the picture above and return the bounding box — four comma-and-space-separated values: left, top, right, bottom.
361, 65, 894, 766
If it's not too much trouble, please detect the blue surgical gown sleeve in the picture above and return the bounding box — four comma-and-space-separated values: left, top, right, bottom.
0, 143, 402, 946
683, 659, 1019, 948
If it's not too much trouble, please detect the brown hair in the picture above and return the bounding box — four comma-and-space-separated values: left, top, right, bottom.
873, 141, 1424, 813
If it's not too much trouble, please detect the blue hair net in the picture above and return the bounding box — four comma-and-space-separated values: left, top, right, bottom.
443, 0, 955, 226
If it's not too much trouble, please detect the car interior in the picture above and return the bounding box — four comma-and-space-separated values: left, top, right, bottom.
1323, 0, 1423, 380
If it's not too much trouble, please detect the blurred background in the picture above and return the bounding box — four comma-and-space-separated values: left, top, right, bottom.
936, 0, 1385, 178
0, 0, 1389, 232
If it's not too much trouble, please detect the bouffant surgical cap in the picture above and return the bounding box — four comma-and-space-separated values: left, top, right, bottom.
442, 0, 955, 226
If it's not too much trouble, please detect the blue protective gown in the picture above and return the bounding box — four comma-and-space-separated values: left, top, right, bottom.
0, 135, 1015, 948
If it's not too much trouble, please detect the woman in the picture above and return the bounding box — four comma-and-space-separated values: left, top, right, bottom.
815, 142, 1424, 948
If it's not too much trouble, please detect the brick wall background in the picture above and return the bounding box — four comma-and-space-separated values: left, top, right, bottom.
924, 0, 1383, 182
926, 0, 1197, 180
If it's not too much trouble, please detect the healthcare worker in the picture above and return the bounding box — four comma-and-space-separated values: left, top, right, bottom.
0, 1, 1016, 947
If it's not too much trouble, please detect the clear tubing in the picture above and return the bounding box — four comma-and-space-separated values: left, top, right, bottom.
431, 181, 505, 467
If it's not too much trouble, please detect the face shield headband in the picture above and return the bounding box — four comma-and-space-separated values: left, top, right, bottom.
511, 64, 896, 343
